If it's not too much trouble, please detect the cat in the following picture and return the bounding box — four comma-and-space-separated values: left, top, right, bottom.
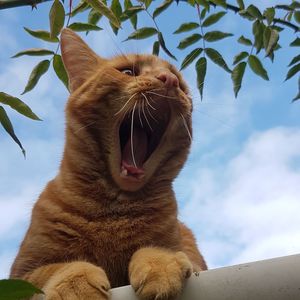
10, 28, 207, 300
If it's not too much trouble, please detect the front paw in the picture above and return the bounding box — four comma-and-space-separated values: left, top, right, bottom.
129, 248, 192, 300
42, 262, 110, 300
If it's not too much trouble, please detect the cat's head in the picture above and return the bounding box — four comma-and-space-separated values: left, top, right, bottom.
61, 29, 192, 192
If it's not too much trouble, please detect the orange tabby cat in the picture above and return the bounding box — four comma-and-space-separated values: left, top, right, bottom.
10, 29, 207, 299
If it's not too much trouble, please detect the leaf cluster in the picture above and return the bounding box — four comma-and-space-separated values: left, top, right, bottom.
0, 0, 300, 153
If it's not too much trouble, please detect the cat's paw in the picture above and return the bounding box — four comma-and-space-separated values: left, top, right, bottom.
42, 261, 110, 300
129, 247, 192, 300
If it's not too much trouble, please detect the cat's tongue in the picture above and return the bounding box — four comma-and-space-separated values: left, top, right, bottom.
121, 127, 148, 177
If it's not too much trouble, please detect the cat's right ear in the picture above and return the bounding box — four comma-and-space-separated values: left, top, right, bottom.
60, 28, 102, 92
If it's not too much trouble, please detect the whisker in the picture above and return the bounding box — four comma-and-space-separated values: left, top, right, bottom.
143, 94, 156, 111
142, 98, 153, 132
74, 121, 97, 134
141, 93, 158, 123
114, 92, 138, 116
145, 91, 177, 100
131, 101, 138, 168
148, 95, 161, 124
138, 101, 144, 128
180, 113, 192, 142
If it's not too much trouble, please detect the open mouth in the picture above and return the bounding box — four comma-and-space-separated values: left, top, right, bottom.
118, 100, 170, 180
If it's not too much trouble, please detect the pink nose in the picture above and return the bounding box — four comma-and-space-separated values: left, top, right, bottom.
156, 72, 179, 88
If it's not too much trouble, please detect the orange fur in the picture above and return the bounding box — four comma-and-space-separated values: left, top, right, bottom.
10, 29, 207, 300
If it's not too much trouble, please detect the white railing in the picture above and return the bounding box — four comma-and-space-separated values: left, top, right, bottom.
111, 254, 300, 300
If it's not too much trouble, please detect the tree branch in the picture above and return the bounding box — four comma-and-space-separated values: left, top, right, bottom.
177, 0, 299, 32
0, 0, 52, 10
215, 2, 300, 32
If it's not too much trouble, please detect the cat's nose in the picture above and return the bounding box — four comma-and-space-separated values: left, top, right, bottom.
156, 71, 179, 88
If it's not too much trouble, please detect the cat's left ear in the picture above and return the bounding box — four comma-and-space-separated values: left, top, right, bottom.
60, 28, 103, 92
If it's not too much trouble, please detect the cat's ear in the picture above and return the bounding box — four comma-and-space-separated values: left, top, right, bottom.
60, 28, 102, 92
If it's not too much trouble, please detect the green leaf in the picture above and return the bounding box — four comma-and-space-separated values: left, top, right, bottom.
12, 48, 54, 58
120, 6, 143, 22
0, 92, 41, 120
195, 57, 207, 99
238, 35, 252, 46
124, 0, 138, 29
205, 48, 231, 73
236, 0, 245, 10
233, 51, 249, 65
247, 4, 263, 19
290, 2, 300, 9
0, 107, 25, 157
231, 62, 246, 97
0, 279, 43, 300
248, 55, 269, 80
49, 0, 65, 38
152, 41, 160, 56
202, 11, 226, 27
290, 37, 300, 47
22, 60, 50, 95
210, 0, 226, 8
265, 28, 279, 56
111, 0, 122, 19
173, 22, 199, 34
84, 0, 121, 28
197, 0, 209, 10
153, 0, 173, 19
239, 9, 255, 21
285, 63, 300, 81
264, 7, 275, 25
68, 22, 102, 32
70, 1, 88, 17
288, 55, 300, 67
88, 9, 102, 25
180, 48, 203, 70
204, 31, 233, 42
110, 0, 122, 34
263, 26, 271, 50
24, 27, 59, 43
294, 11, 300, 24
142, 0, 152, 8
125, 27, 157, 40
274, 43, 281, 51
157, 32, 176, 60
252, 20, 264, 54
287, 11, 293, 22
200, 8, 207, 20
177, 33, 202, 49
53, 54, 69, 90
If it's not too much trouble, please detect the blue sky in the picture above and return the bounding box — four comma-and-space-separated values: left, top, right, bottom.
1, 0, 300, 278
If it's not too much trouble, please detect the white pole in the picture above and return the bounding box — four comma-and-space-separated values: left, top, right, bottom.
111, 254, 300, 300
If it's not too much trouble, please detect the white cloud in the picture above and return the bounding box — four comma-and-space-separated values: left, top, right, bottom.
0, 185, 39, 278
0, 189, 34, 237
181, 127, 300, 268
0, 251, 18, 279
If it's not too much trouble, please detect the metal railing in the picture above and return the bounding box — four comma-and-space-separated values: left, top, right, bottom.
111, 254, 300, 300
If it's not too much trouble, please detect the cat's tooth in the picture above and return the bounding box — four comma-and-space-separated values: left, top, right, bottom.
121, 168, 128, 176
